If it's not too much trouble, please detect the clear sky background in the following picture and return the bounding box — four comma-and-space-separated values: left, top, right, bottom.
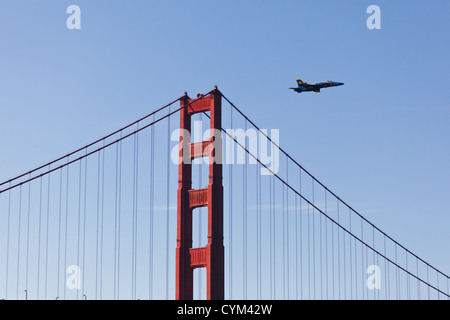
1, 0, 450, 291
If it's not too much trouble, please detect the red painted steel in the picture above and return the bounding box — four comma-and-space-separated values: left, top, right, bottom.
176, 88, 224, 300
189, 140, 212, 159
189, 247, 207, 268
186, 96, 213, 115
189, 188, 209, 208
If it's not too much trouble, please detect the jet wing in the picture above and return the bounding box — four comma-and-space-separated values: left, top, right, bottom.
310, 85, 321, 92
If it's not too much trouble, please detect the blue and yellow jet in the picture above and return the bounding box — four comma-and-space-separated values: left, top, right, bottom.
289, 77, 344, 93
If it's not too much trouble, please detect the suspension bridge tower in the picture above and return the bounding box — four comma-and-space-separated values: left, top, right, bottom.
175, 87, 224, 300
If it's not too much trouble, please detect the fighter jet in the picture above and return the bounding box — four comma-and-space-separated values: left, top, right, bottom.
289, 77, 344, 93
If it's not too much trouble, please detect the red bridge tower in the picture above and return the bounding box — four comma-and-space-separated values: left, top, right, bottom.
175, 88, 224, 300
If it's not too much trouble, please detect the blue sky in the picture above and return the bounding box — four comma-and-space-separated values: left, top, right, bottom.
1, 0, 450, 298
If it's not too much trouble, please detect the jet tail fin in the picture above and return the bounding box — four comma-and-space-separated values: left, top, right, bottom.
296, 78, 306, 86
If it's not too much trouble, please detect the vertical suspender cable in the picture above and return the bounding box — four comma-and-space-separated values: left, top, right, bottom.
132, 130, 136, 300
319, 184, 322, 300
44, 167, 50, 298
299, 168, 302, 300
343, 205, 346, 300
324, 191, 328, 300
447, 273, 450, 300
5, 184, 11, 299
16, 185, 22, 300
437, 270, 440, 300
331, 196, 335, 299
337, 199, 341, 300
286, 157, 289, 299
64, 161, 70, 300
132, 125, 139, 299
256, 161, 260, 299
406, 254, 410, 300
361, 217, 365, 300
268, 173, 272, 299
255, 161, 259, 299
45, 166, 51, 299
385, 235, 388, 299
447, 275, 449, 300
135, 126, 140, 299
114, 136, 119, 299
416, 258, 419, 299
295, 192, 298, 299
118, 134, 123, 299
269, 175, 275, 299
82, 153, 88, 299
243, 119, 247, 299
356, 209, 358, 299
258, 161, 262, 299
355, 215, 359, 299
149, 115, 155, 300
165, 106, 171, 299
57, 167, 63, 299
228, 106, 233, 299
395, 244, 399, 299
307, 203, 311, 299
272, 174, 276, 299
269, 174, 273, 299
365, 223, 369, 299
26, 175, 31, 298
349, 207, 353, 299
282, 175, 285, 298
373, 227, 377, 299
387, 236, 391, 300
257, 160, 262, 299
100, 144, 105, 300
37, 176, 43, 299
366, 230, 370, 299
312, 179, 315, 300
76, 160, 82, 300
95, 150, 101, 300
